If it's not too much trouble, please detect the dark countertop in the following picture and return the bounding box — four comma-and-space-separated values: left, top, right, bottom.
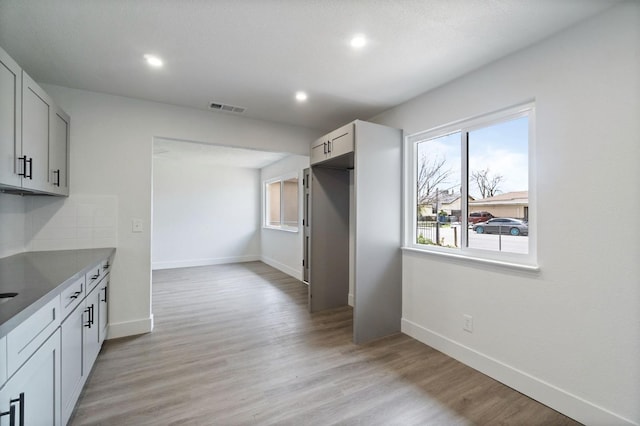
0, 248, 115, 337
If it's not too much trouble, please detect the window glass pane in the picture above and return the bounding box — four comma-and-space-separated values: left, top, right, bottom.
467, 116, 528, 254
267, 181, 281, 226
282, 178, 299, 227
416, 132, 461, 247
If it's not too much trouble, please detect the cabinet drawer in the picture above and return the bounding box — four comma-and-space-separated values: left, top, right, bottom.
60, 276, 85, 320
85, 264, 103, 293
0, 336, 6, 386
6, 296, 61, 376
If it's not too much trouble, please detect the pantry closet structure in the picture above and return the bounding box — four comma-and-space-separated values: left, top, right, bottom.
309, 120, 402, 344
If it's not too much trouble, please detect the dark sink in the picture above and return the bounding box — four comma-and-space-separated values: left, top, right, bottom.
0, 292, 18, 304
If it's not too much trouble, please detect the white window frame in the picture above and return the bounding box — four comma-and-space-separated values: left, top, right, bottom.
263, 172, 300, 232
403, 102, 538, 270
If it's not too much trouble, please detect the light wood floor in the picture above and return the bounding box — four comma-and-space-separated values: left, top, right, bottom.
70, 262, 580, 426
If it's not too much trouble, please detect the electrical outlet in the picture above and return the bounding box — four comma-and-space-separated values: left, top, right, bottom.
463, 314, 473, 333
132, 219, 143, 233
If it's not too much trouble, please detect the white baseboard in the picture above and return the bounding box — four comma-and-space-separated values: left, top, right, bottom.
261, 256, 301, 280
401, 319, 636, 426
348, 293, 354, 307
152, 255, 260, 270
107, 315, 154, 339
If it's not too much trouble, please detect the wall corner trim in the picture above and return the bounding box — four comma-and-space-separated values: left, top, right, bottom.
401, 318, 637, 426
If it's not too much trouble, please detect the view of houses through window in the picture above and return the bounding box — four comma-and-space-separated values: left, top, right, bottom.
265, 176, 299, 231
414, 108, 531, 256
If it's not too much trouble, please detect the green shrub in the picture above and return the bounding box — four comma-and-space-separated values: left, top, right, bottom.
417, 235, 435, 245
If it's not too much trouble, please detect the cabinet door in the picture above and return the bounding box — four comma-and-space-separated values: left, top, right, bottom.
21, 72, 51, 192
310, 140, 328, 165
0, 337, 6, 387
61, 302, 85, 426
0, 47, 21, 189
49, 106, 69, 196
327, 123, 354, 159
0, 329, 61, 426
83, 286, 101, 375
98, 277, 109, 345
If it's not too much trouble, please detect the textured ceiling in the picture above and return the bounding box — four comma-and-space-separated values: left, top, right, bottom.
0, 0, 620, 132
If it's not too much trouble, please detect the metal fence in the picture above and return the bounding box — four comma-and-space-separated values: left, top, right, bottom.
416, 221, 459, 247
416, 221, 528, 254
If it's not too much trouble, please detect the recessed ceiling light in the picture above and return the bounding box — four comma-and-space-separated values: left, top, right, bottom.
144, 54, 163, 68
350, 34, 367, 49
295, 91, 308, 102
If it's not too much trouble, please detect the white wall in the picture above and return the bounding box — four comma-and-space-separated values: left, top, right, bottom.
372, 3, 639, 425
0, 193, 26, 257
152, 157, 260, 269
260, 155, 309, 280
35, 84, 318, 339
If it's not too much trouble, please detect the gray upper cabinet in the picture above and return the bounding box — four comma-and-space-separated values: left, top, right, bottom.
0, 45, 70, 196
49, 106, 70, 196
0, 47, 21, 189
310, 122, 354, 166
22, 72, 52, 193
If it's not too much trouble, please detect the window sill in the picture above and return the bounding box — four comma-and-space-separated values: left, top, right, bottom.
401, 246, 540, 273
263, 226, 299, 233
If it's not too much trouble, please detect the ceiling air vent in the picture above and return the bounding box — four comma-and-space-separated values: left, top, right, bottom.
209, 102, 246, 114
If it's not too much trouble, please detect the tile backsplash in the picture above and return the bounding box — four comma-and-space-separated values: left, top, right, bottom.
26, 194, 118, 251
0, 193, 27, 258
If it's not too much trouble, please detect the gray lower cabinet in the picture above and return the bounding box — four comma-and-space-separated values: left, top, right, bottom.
61, 301, 85, 425
0, 252, 112, 426
0, 329, 61, 426
83, 285, 101, 374
98, 278, 109, 346
60, 271, 109, 425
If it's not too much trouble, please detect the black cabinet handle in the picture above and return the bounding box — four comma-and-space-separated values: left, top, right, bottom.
26, 158, 32, 179
84, 306, 92, 328
91, 269, 100, 280
9, 393, 24, 426
52, 169, 60, 186
18, 157, 33, 179
323, 142, 327, 154
101, 286, 108, 303
0, 404, 15, 426
18, 156, 27, 177
328, 140, 332, 153
104, 262, 110, 270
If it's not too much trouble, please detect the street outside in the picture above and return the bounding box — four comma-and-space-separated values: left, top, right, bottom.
417, 224, 528, 254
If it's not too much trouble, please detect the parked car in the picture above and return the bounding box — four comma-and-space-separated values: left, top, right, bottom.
468, 211, 494, 224
472, 218, 528, 236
